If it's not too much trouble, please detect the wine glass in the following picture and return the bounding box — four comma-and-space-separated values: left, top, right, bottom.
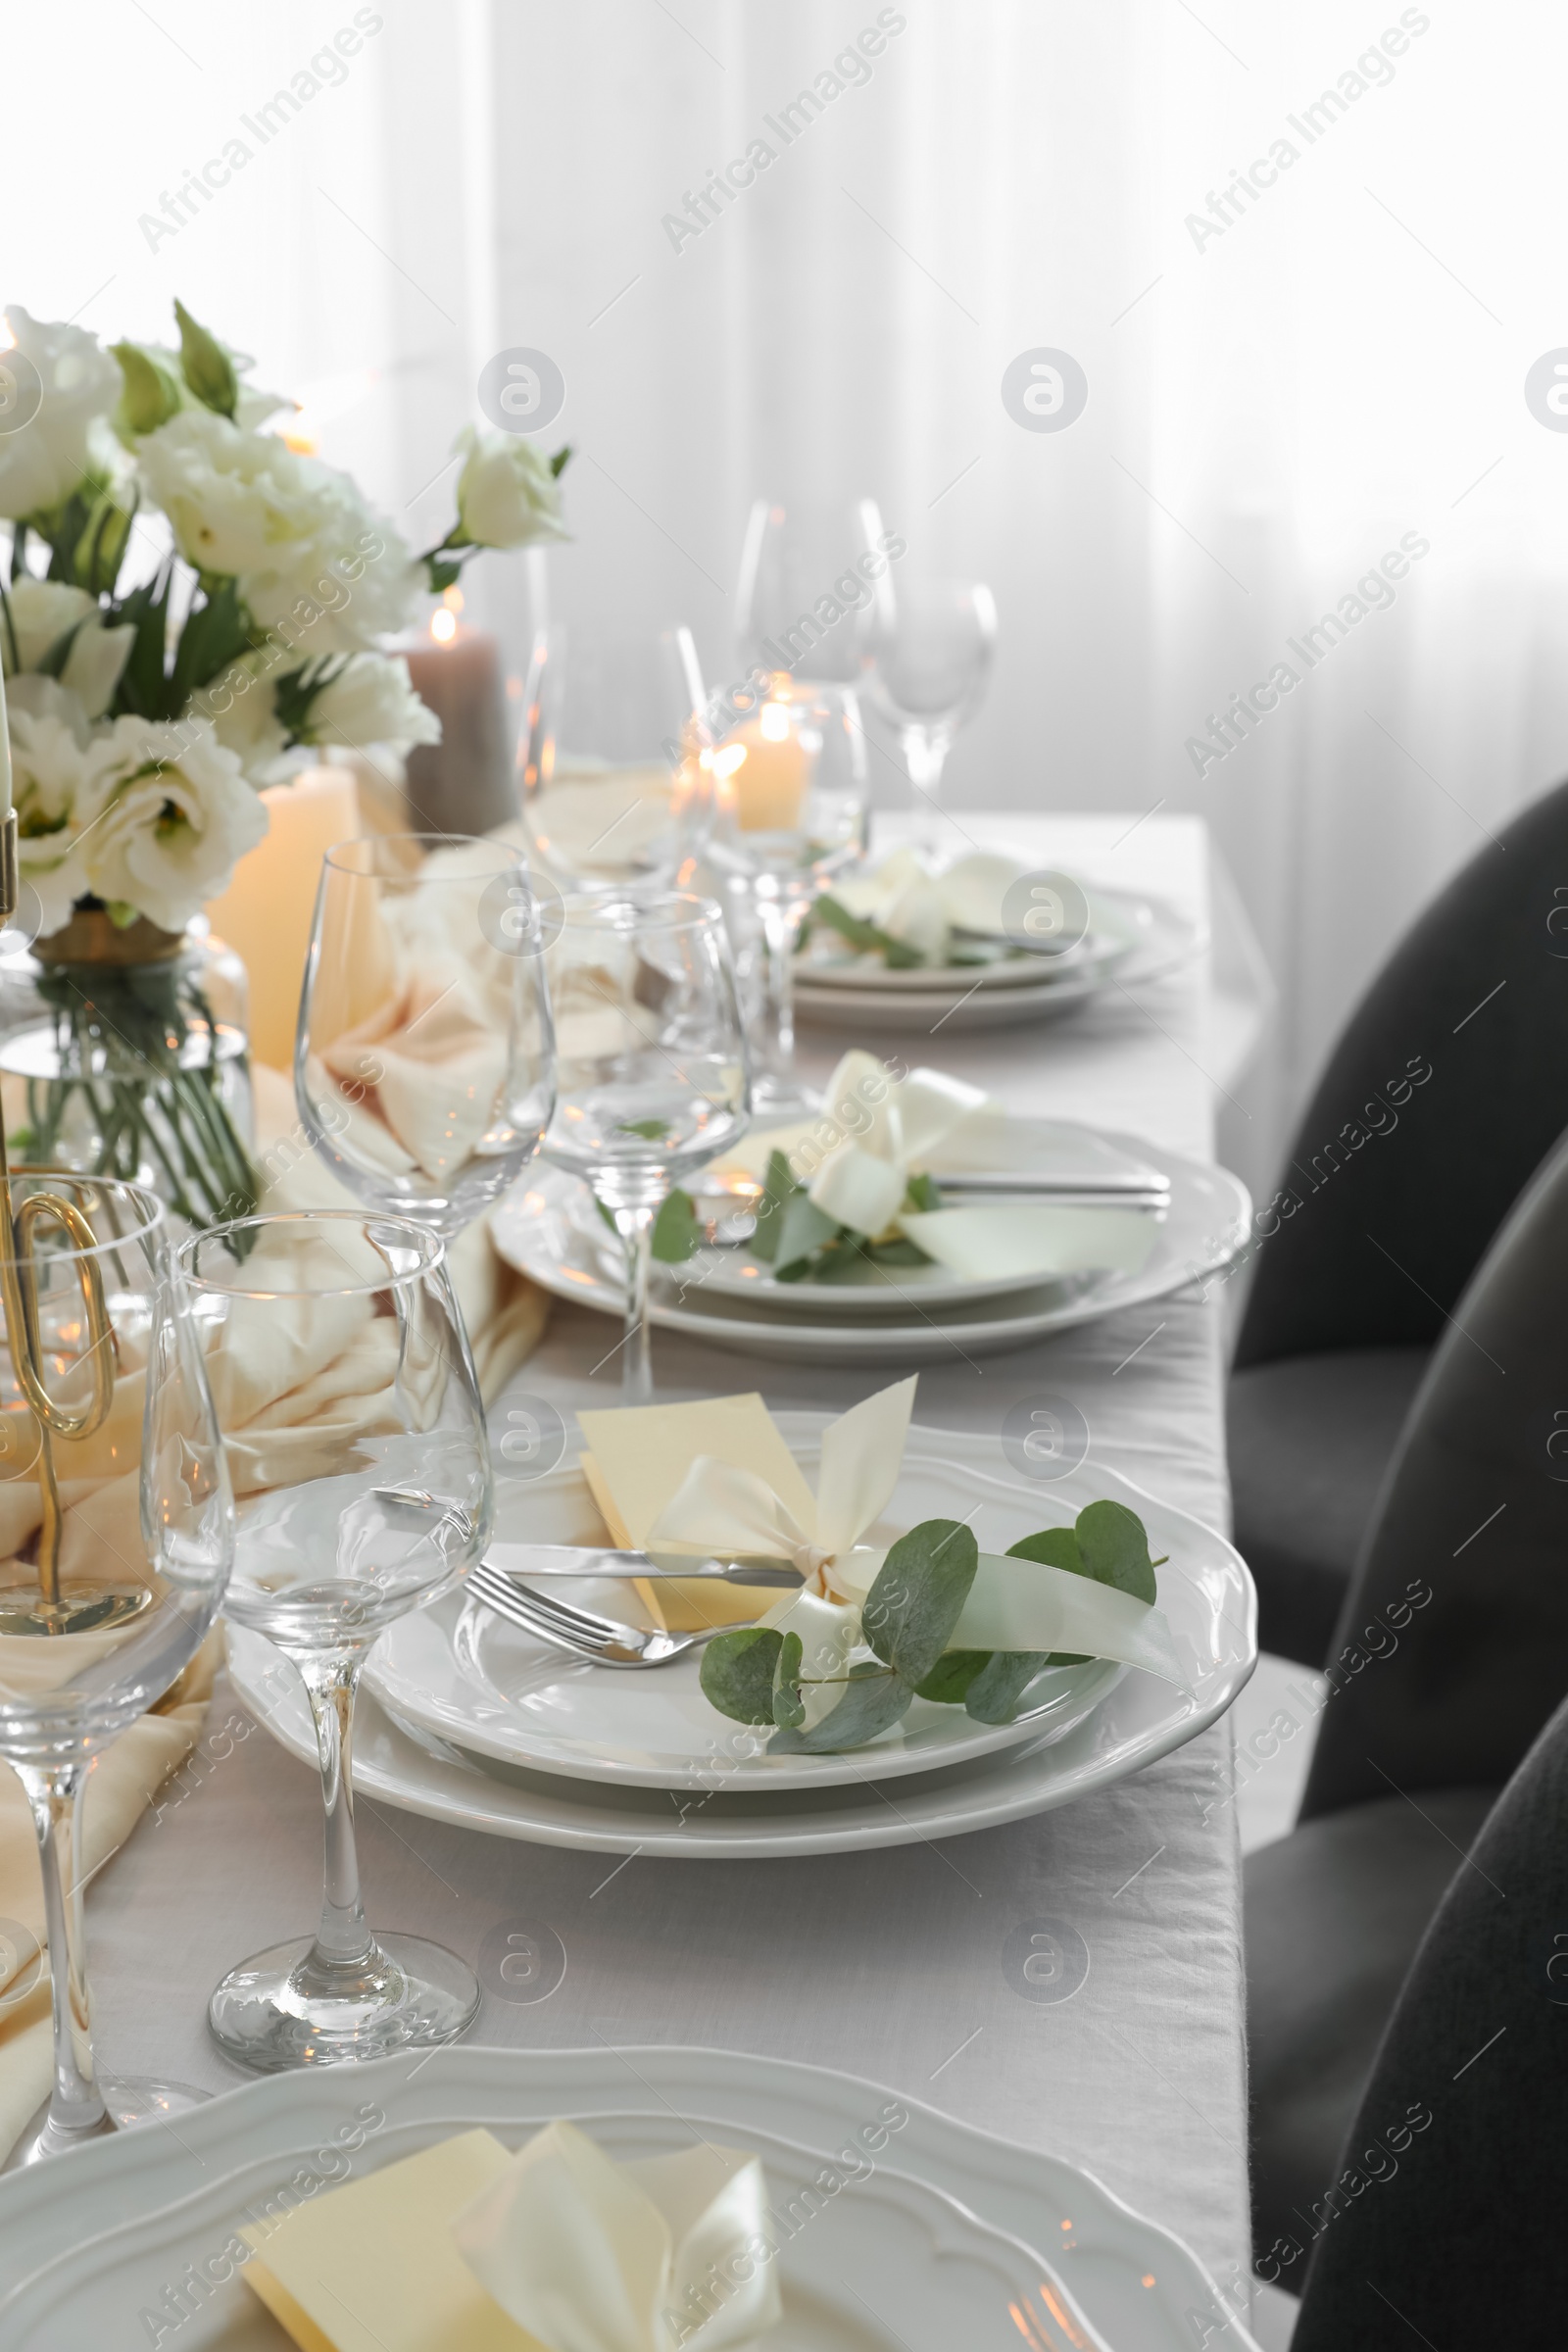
517, 622, 710, 893
0, 1176, 233, 2164
180, 1209, 492, 2071
541, 894, 750, 1401
734, 496, 889, 685
706, 677, 869, 1117
296, 834, 557, 1238
863, 575, 997, 851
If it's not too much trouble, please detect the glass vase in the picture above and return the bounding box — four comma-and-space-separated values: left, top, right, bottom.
0, 911, 258, 1234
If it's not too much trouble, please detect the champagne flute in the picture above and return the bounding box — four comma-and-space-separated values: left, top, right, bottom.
182, 1209, 492, 2071
541, 894, 750, 1400
706, 677, 869, 1116
734, 496, 890, 685
0, 1177, 233, 2164
863, 575, 997, 851
295, 834, 557, 1238
517, 623, 710, 893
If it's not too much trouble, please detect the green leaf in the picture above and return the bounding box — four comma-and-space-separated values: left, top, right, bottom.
748, 1149, 802, 1265
808, 892, 925, 969
1074, 1500, 1158, 1604
650, 1188, 702, 1262
1004, 1527, 1090, 1664
110, 562, 177, 719
962, 1650, 1052, 1724
771, 1190, 841, 1276
171, 577, 253, 704
699, 1626, 783, 1725
549, 444, 572, 479
860, 1518, 979, 1688
864, 1236, 930, 1267
913, 1649, 990, 1703
903, 1172, 943, 1213
771, 1631, 806, 1730
767, 1661, 913, 1753
616, 1117, 670, 1142
173, 299, 238, 417
425, 556, 464, 593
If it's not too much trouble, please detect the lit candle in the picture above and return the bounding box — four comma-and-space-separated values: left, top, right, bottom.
204, 765, 361, 1071
714, 697, 809, 832
401, 589, 514, 836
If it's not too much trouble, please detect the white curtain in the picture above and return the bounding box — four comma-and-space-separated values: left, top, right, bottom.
15, 0, 1568, 1193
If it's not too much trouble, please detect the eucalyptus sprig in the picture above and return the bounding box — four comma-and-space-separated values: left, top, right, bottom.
649, 1148, 940, 1284
699, 1501, 1166, 1753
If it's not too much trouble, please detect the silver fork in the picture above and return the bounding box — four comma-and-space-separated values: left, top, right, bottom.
466, 1559, 742, 1669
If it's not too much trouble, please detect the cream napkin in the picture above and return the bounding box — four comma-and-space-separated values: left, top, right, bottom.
455, 2121, 782, 2352
715, 1050, 1157, 1284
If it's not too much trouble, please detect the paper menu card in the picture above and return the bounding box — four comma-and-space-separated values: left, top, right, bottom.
576, 1393, 818, 1631
239, 2129, 531, 2352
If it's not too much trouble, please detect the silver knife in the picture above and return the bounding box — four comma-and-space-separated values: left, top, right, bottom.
483, 1542, 804, 1588
924, 1174, 1169, 1202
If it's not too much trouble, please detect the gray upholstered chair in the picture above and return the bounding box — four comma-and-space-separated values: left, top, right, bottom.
1284, 1690, 1568, 2344
1229, 773, 1568, 1663
1245, 1120, 1568, 2292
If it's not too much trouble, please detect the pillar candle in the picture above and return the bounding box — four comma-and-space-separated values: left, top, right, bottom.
715, 705, 810, 832
401, 624, 514, 837
204, 766, 361, 1072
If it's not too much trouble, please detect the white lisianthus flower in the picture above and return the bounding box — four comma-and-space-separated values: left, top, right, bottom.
196, 654, 294, 786
453, 425, 567, 551
74, 716, 268, 933
6, 675, 102, 931
2, 576, 135, 719
135, 409, 420, 652
0, 309, 123, 521
299, 653, 441, 755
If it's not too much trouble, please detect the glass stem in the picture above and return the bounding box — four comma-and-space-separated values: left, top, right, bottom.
757, 890, 799, 1088
14, 1759, 109, 2147
297, 1652, 375, 1976
902, 727, 951, 853
610, 1200, 658, 1404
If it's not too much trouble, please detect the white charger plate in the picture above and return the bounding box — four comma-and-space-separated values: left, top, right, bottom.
490, 1149, 1250, 1364
796, 920, 1132, 991
0, 2045, 1261, 2352
231, 1426, 1257, 1856
362, 1431, 1176, 1790
795, 890, 1202, 1033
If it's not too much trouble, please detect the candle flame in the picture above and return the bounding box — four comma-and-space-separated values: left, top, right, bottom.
760, 701, 790, 742
430, 609, 458, 644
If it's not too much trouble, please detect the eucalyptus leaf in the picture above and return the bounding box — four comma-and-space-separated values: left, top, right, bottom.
771, 1191, 841, 1276
913, 1649, 989, 1704
650, 1188, 702, 1262
1074, 1499, 1159, 1603
903, 1172, 944, 1214
748, 1150, 799, 1265
1005, 1527, 1091, 1664
808, 892, 925, 970
699, 1626, 782, 1725
767, 1661, 913, 1754
771, 1631, 806, 1730
962, 1649, 1052, 1724
860, 1518, 978, 1688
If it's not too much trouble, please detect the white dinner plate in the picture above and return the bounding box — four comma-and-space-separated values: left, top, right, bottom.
795, 919, 1133, 991
363, 1429, 1169, 1790
490, 1144, 1250, 1364
231, 1425, 1257, 1856
0, 2045, 1261, 2352
794, 889, 1202, 1033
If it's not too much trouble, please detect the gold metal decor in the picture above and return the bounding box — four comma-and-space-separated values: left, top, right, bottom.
0, 809, 139, 1637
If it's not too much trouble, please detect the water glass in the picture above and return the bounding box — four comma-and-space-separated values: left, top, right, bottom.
863, 575, 997, 848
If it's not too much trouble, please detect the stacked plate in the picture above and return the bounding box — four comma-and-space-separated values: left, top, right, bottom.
793, 884, 1202, 1033
489, 1116, 1251, 1365
0, 2043, 1263, 2351
229, 1417, 1257, 1858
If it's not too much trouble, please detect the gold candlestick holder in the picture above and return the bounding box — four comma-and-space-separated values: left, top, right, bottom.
0, 809, 138, 1637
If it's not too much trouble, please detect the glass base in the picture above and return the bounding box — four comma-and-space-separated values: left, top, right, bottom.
751, 1072, 821, 1120
5, 2076, 209, 2170
208, 1932, 479, 2073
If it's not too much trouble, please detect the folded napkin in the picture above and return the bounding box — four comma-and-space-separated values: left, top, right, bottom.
812, 846, 1060, 965
240, 2120, 780, 2352
715, 1050, 1157, 1285
579, 1381, 1185, 1715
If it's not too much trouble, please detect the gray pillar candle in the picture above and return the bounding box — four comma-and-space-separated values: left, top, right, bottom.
400, 617, 516, 837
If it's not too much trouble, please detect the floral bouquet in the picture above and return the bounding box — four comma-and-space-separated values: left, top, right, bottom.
0, 298, 568, 1231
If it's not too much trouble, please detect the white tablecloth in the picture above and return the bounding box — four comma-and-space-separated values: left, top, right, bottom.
86, 813, 1258, 2317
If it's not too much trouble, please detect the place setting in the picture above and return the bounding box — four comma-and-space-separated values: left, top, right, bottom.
0, 287, 1262, 2352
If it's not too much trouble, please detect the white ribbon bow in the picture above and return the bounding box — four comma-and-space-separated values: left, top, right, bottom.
453, 2120, 780, 2352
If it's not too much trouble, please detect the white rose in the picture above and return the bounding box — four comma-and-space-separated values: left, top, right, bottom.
74, 716, 268, 933
2, 576, 134, 719
299, 653, 441, 755
0, 309, 123, 521
453, 425, 567, 551
136, 409, 420, 653
6, 676, 102, 932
